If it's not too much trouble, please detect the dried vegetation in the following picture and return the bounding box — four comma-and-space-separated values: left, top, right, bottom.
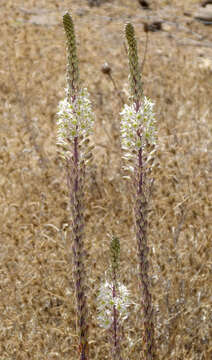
0, 0, 211, 359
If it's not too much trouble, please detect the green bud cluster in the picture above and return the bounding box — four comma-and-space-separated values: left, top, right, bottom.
125, 23, 143, 104
63, 13, 80, 99
110, 235, 120, 274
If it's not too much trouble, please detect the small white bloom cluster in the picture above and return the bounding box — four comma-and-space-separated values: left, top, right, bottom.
57, 88, 94, 149
120, 96, 156, 152
97, 281, 131, 330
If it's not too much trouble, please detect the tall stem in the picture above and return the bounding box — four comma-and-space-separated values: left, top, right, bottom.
135, 146, 155, 360
69, 137, 89, 360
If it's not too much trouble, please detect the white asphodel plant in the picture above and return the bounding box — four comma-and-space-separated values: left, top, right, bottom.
120, 23, 157, 360
97, 236, 132, 360
56, 13, 94, 360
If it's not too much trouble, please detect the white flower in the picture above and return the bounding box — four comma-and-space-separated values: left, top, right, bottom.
57, 88, 94, 149
97, 281, 131, 330
120, 96, 156, 152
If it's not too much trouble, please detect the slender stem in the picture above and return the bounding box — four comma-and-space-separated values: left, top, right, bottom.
138, 145, 143, 194
68, 135, 89, 360
74, 136, 78, 182
136, 147, 155, 360
112, 268, 122, 360
112, 284, 118, 351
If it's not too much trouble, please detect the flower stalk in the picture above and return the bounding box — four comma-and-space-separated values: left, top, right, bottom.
57, 13, 94, 360
97, 236, 130, 360
120, 23, 156, 360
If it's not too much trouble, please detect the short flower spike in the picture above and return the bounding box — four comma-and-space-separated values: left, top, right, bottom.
97, 281, 131, 330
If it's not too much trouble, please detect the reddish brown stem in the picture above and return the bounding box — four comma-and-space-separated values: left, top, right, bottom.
67, 136, 89, 360
135, 151, 155, 360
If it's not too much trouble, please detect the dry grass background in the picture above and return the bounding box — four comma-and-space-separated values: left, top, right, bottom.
0, 0, 211, 359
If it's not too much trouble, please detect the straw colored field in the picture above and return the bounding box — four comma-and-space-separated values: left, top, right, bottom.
0, 0, 211, 359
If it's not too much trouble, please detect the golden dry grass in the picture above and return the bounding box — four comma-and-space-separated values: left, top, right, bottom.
0, 0, 211, 359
